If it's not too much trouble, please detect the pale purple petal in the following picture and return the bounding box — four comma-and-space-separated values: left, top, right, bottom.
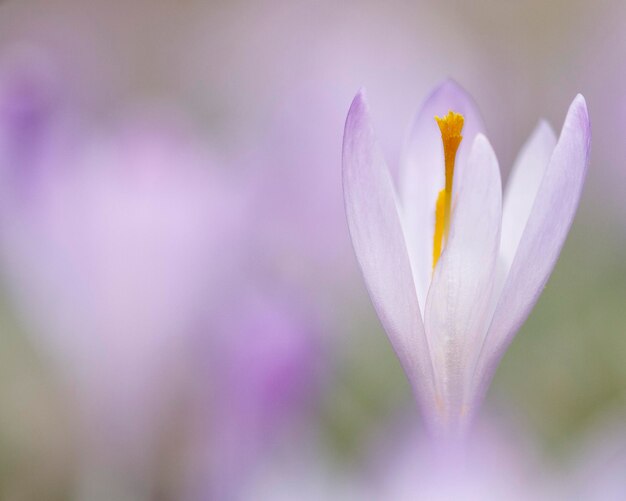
424, 134, 502, 433
399, 80, 486, 313
500, 120, 557, 274
342, 90, 437, 425
472, 95, 591, 403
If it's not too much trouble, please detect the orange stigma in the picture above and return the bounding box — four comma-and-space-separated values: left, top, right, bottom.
432, 111, 464, 270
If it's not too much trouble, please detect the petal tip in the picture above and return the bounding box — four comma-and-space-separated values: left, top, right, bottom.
437, 77, 465, 94
569, 93, 591, 151
530, 119, 557, 147
352, 87, 368, 108
343, 89, 377, 177
571, 93, 590, 125
430, 78, 470, 102
571, 94, 589, 121
573, 93, 587, 109
420, 79, 484, 134
472, 132, 491, 151
346, 89, 370, 128
536, 118, 554, 134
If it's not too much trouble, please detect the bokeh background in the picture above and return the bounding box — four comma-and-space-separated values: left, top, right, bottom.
0, 0, 624, 499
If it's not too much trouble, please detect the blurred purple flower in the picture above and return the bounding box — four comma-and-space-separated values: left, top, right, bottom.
343, 81, 590, 436
0, 49, 325, 499
182, 287, 322, 501
373, 414, 553, 500
0, 52, 244, 497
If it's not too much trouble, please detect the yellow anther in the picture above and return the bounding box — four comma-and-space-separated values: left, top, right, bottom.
432, 111, 464, 270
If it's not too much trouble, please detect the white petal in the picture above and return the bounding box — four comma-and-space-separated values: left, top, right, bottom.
424, 134, 502, 432
398, 80, 486, 314
500, 120, 557, 273
342, 91, 437, 425
472, 95, 591, 404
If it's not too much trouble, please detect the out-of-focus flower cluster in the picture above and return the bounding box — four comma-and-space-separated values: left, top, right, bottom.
0, 0, 623, 500
0, 45, 327, 500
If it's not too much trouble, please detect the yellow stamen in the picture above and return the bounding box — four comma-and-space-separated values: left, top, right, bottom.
432, 111, 464, 270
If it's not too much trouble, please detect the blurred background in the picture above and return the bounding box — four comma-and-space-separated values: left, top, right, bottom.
0, 0, 624, 499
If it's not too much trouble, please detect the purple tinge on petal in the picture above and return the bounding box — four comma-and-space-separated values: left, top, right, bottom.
399, 80, 486, 314
471, 95, 591, 406
424, 134, 502, 434
342, 90, 438, 428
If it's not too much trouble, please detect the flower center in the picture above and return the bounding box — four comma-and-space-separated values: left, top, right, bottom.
432, 111, 464, 270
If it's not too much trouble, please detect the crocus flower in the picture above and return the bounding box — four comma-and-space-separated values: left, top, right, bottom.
342, 80, 590, 436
